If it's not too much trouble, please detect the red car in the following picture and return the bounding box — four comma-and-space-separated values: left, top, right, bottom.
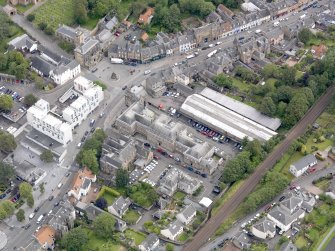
153, 155, 160, 160
156, 148, 163, 153
309, 168, 316, 173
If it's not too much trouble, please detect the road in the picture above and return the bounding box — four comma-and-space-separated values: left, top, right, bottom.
317, 224, 335, 251
184, 86, 335, 251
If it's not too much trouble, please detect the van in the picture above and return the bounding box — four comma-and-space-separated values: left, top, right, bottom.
89, 119, 95, 127
37, 215, 43, 224
144, 70, 151, 75
77, 142, 82, 148
29, 213, 35, 219
57, 183, 63, 189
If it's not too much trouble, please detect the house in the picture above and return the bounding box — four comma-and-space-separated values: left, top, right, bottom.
280, 241, 297, 251
177, 34, 197, 53
74, 38, 102, 69
206, 11, 222, 23
138, 233, 160, 251
251, 218, 276, 239
235, 36, 270, 64
9, 0, 38, 6
8, 34, 37, 53
264, 28, 284, 46
145, 74, 167, 98
289, 154, 317, 177
140, 32, 149, 42
56, 25, 84, 46
311, 44, 328, 59
138, 7, 155, 25
160, 220, 183, 240
34, 226, 56, 250
68, 167, 97, 201
108, 196, 131, 218
30, 56, 55, 77
176, 204, 197, 225
267, 194, 305, 232
50, 59, 81, 85
104, 16, 118, 31
233, 232, 251, 250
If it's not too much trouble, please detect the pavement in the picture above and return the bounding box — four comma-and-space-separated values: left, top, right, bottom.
320, 224, 335, 251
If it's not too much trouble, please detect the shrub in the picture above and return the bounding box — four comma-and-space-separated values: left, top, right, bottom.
27, 14, 35, 22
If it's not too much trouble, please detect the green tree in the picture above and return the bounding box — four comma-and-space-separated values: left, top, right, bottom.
213, 73, 233, 89
0, 94, 13, 110
0, 161, 14, 187
261, 64, 279, 79
166, 243, 174, 251
284, 93, 309, 127
1, 200, 15, 215
322, 48, 335, 80
40, 149, 54, 162
26, 14, 35, 22
0, 131, 16, 153
298, 28, 314, 44
93, 213, 116, 239
34, 75, 45, 90
61, 227, 88, 251
24, 94, 38, 107
19, 182, 33, 199
115, 169, 129, 188
259, 96, 276, 116
44, 26, 55, 36
38, 22, 47, 31
27, 194, 34, 208
39, 182, 45, 194
80, 149, 99, 174
131, 1, 147, 18
16, 209, 25, 222
300, 87, 314, 106
74, 0, 88, 25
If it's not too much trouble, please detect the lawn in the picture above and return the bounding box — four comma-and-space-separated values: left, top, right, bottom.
173, 191, 186, 201
305, 137, 333, 153
0, 0, 6, 6
231, 77, 251, 92
295, 236, 309, 249
125, 229, 146, 245
178, 232, 191, 242
123, 209, 141, 224
97, 186, 120, 205
15, 4, 34, 14
85, 229, 125, 251
32, 0, 99, 30
314, 179, 330, 191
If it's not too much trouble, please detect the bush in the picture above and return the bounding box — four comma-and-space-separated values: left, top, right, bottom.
27, 14, 35, 22
16, 209, 25, 222
38, 22, 47, 31
44, 26, 54, 36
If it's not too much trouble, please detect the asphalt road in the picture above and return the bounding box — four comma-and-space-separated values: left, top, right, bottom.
184, 86, 335, 251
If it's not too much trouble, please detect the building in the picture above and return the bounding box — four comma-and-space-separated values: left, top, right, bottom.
233, 232, 251, 250
145, 74, 167, 98
50, 59, 81, 85
289, 154, 317, 177
267, 194, 305, 232
264, 28, 285, 45
27, 99, 73, 145
99, 132, 137, 175
74, 38, 102, 69
159, 168, 201, 196
138, 234, 160, 251
9, 0, 38, 6
280, 241, 298, 251
176, 204, 197, 225
30, 56, 55, 78
34, 226, 56, 250
251, 218, 276, 239
311, 44, 328, 59
108, 196, 131, 218
56, 25, 84, 46
62, 76, 104, 128
8, 34, 37, 53
138, 7, 155, 25
180, 88, 280, 142
177, 34, 197, 53
235, 36, 270, 64
160, 220, 183, 240
68, 167, 96, 200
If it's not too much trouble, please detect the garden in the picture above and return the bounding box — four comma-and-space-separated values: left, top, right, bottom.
124, 229, 146, 246
122, 209, 141, 225
96, 186, 120, 205
127, 182, 158, 208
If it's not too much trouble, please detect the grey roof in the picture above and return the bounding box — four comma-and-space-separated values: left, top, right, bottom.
57, 25, 77, 39
179, 204, 196, 221
140, 234, 159, 250
252, 218, 275, 233
39, 45, 63, 64
264, 28, 284, 39
291, 154, 317, 171
268, 206, 304, 226
75, 38, 99, 54
280, 193, 303, 212
82, 178, 91, 190
235, 232, 251, 249
8, 34, 36, 50
167, 220, 183, 236
280, 241, 297, 251
105, 16, 118, 30
31, 56, 55, 76
200, 88, 281, 131
111, 196, 131, 215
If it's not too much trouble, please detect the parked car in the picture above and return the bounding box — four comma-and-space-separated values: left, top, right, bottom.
48, 195, 54, 201
279, 196, 286, 202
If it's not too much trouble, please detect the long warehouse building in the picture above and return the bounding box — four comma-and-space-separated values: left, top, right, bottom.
180, 91, 280, 141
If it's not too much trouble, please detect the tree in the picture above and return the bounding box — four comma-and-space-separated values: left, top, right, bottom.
27, 194, 34, 208
300, 87, 314, 106
115, 169, 129, 188
80, 149, 99, 173
44, 26, 55, 35
259, 97, 276, 116
0, 94, 13, 111
61, 227, 88, 251
38, 22, 47, 31
16, 209, 25, 222
284, 93, 309, 127
40, 149, 54, 162
24, 94, 38, 107
74, 0, 88, 25
26, 14, 35, 22
0, 161, 14, 187
1, 200, 15, 215
34, 75, 45, 90
213, 73, 233, 89
0, 131, 16, 153
39, 182, 45, 194
262, 64, 279, 79
93, 213, 116, 239
298, 28, 314, 44
166, 243, 174, 251
95, 197, 107, 210
19, 182, 33, 199
131, 1, 147, 18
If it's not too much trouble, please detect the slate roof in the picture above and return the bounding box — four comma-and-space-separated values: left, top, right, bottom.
82, 178, 91, 190
167, 220, 183, 236
280, 193, 303, 212
111, 197, 131, 215
179, 204, 196, 221
280, 241, 297, 251
57, 25, 78, 39
75, 38, 99, 55
268, 206, 304, 226
8, 34, 36, 51
291, 154, 317, 171
39, 45, 63, 65
253, 218, 275, 233
140, 234, 159, 250
105, 16, 118, 30
31, 56, 55, 76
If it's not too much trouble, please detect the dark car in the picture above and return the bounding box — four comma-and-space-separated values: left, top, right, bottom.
0, 193, 6, 199
279, 196, 286, 202
212, 186, 221, 194
187, 166, 194, 172
201, 173, 208, 178
24, 224, 31, 230
48, 195, 54, 201
84, 131, 89, 136
122, 85, 128, 90
34, 206, 40, 213
195, 170, 201, 175
144, 143, 151, 147
90, 127, 96, 133
81, 136, 86, 142
54, 201, 60, 207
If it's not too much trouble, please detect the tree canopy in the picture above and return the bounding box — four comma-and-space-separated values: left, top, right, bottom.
61, 227, 88, 251
0, 131, 16, 153
23, 94, 38, 107
40, 149, 54, 163
115, 169, 129, 188
19, 182, 33, 200
93, 213, 116, 239
0, 94, 13, 111
0, 161, 14, 188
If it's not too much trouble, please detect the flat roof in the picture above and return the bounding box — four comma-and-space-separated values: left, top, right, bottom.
200, 88, 281, 131
180, 94, 277, 141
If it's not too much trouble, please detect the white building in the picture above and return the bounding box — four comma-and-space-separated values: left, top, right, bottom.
160, 220, 183, 240
62, 76, 104, 128
50, 61, 81, 85
178, 35, 196, 53
68, 167, 96, 201
251, 218, 276, 239
176, 204, 197, 225
27, 99, 73, 145
289, 154, 317, 177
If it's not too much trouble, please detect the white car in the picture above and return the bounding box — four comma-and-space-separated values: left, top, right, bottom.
216, 41, 222, 45
152, 160, 158, 164
209, 44, 214, 48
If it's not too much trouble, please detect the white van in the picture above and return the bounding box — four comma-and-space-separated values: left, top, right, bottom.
144, 70, 151, 75
29, 213, 35, 219
57, 183, 63, 189
37, 215, 43, 224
